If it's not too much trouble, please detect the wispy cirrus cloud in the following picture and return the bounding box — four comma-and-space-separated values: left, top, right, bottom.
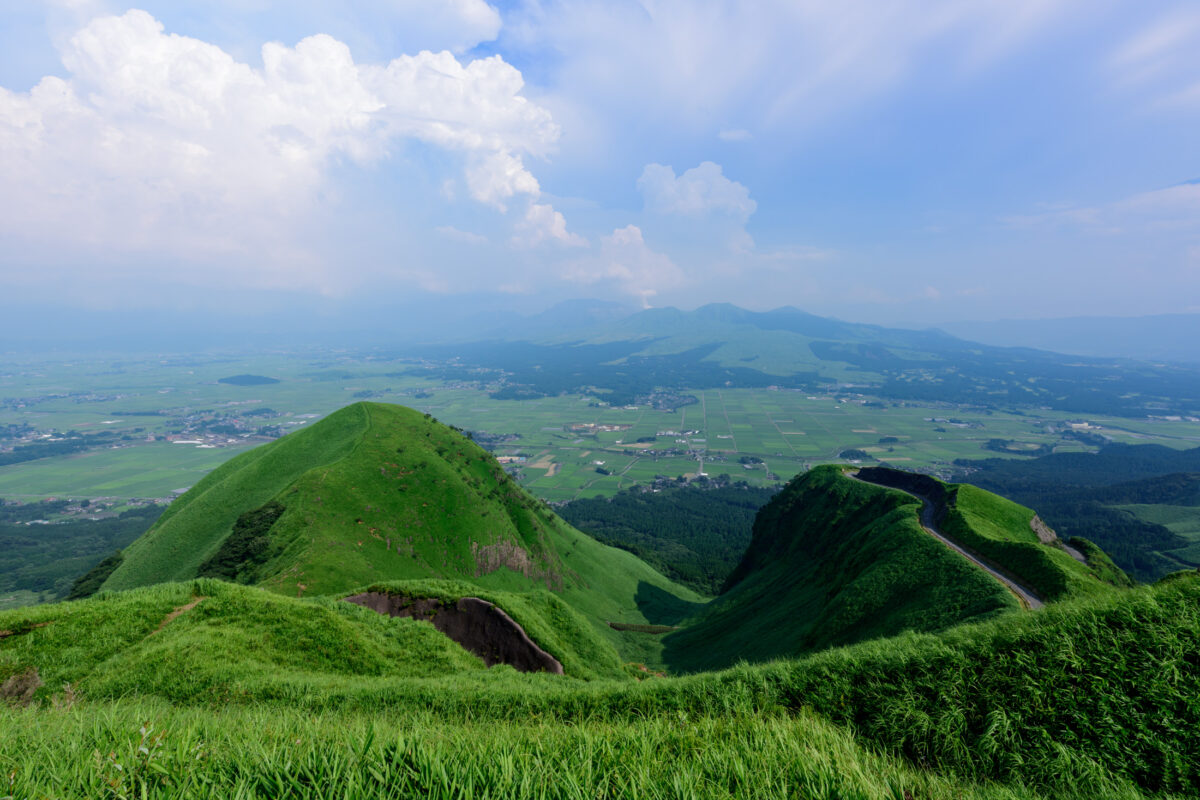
1005, 181, 1200, 235
1109, 9, 1200, 107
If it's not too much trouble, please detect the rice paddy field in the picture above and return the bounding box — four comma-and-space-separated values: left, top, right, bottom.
3, 350, 1200, 503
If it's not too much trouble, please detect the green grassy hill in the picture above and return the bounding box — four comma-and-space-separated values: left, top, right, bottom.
661, 466, 1129, 673
9, 400, 1194, 797
3, 568, 1197, 797
661, 466, 1020, 672
101, 402, 702, 666
0, 578, 630, 701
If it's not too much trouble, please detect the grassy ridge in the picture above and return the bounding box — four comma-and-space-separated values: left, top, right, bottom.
104, 405, 369, 591
0, 578, 649, 696
660, 466, 1017, 672
0, 581, 487, 702
768, 575, 1200, 793
855, 466, 1129, 600
3, 576, 1198, 796
945, 483, 1128, 599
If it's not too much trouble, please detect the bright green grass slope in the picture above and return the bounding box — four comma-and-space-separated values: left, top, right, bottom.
660, 465, 1020, 672
948, 482, 1132, 596
0, 578, 630, 699
103, 404, 372, 590
3, 571, 1198, 797
101, 402, 701, 665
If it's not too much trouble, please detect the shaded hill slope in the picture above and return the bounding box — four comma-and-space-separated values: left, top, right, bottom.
661, 466, 1018, 672
663, 466, 1128, 672
101, 403, 701, 663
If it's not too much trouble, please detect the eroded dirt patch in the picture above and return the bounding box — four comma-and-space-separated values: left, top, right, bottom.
0, 667, 42, 706
471, 541, 563, 590
150, 596, 206, 636
344, 592, 564, 675
0, 622, 52, 641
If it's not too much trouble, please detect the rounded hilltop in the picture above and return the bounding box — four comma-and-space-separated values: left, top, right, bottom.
99, 401, 701, 666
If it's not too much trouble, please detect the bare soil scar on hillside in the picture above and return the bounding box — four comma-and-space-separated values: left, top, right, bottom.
344, 592, 564, 674
150, 596, 206, 636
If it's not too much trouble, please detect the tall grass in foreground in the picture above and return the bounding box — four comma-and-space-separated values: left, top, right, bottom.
0, 701, 1146, 800
4, 576, 1199, 797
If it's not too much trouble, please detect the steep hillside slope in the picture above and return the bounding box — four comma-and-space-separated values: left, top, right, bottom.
101, 403, 701, 661
104, 404, 372, 590
663, 466, 1128, 672
662, 466, 1018, 672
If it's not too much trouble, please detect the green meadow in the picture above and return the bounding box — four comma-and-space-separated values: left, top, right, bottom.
2, 575, 1199, 797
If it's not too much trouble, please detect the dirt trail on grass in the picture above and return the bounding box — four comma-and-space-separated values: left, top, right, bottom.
848, 471, 1045, 611
150, 596, 206, 635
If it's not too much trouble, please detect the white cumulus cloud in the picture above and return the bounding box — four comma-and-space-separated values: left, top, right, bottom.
514, 203, 587, 247
638, 161, 756, 220
466, 151, 542, 210
564, 224, 682, 305
0, 9, 561, 289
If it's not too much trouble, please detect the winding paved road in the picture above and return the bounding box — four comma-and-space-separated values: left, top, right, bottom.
848, 471, 1045, 610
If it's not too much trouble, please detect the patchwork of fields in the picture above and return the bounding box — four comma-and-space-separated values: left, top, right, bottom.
4, 352, 1200, 503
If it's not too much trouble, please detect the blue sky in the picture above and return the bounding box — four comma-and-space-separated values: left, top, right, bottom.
1, 0, 1198, 327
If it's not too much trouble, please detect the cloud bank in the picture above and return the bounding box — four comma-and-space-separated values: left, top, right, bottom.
0, 9, 567, 289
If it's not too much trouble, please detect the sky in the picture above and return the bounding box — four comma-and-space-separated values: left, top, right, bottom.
1, 0, 1199, 334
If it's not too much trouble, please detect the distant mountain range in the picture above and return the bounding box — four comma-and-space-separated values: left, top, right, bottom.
401, 302, 1200, 418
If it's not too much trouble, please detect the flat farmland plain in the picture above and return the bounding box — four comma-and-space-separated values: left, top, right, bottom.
3, 353, 1200, 503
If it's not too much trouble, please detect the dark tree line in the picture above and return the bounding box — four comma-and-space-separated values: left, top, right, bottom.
0, 503, 162, 600
558, 484, 777, 595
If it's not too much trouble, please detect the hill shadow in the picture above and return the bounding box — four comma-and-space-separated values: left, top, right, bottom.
635, 581, 706, 626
